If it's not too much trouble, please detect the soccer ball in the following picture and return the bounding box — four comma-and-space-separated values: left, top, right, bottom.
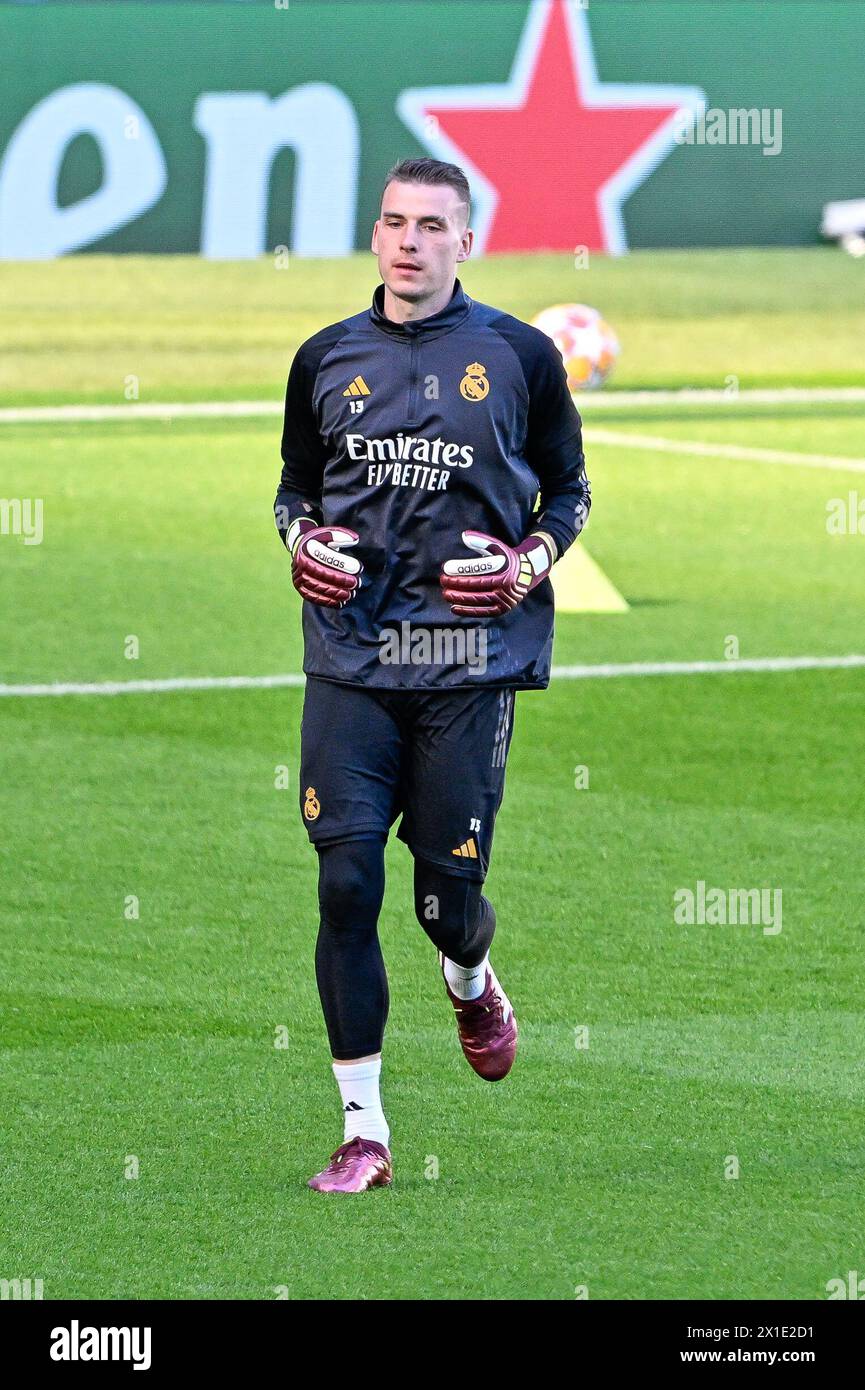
531, 303, 620, 391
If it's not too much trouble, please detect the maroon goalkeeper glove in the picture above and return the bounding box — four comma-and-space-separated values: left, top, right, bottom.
440, 529, 556, 617
286, 517, 363, 608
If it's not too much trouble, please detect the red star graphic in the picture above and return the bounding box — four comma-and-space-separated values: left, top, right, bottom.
423, 1, 684, 253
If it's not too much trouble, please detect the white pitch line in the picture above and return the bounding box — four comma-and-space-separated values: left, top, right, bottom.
552, 654, 865, 679
580, 387, 865, 408
1, 654, 863, 698
1, 386, 864, 425
585, 427, 865, 474
0, 673, 306, 698
0, 401, 282, 424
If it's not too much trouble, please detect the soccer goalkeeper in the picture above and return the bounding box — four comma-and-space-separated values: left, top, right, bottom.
275, 157, 591, 1193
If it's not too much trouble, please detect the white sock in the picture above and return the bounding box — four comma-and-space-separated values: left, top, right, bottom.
333, 1058, 390, 1148
443, 953, 489, 1001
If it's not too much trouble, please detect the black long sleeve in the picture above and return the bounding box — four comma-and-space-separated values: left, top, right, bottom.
533, 437, 591, 559
487, 315, 591, 560
524, 337, 591, 559
274, 344, 327, 546
274, 323, 351, 545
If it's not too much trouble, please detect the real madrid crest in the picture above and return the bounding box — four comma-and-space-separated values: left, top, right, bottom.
459, 362, 489, 401
303, 786, 321, 821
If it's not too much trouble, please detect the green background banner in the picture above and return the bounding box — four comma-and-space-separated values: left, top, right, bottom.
0, 0, 860, 256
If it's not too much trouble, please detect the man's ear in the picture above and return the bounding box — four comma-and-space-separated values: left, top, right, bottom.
456, 227, 473, 263
371, 219, 380, 253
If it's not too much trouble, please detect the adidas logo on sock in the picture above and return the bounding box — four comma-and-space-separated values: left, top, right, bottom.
344, 1101, 365, 1112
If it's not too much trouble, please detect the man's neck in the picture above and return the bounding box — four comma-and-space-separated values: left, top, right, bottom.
382, 279, 455, 325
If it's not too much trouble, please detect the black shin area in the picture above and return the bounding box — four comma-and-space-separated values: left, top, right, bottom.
412, 857, 496, 968
314, 837, 387, 1060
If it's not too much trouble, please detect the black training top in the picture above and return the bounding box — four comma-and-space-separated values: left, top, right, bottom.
275, 277, 591, 690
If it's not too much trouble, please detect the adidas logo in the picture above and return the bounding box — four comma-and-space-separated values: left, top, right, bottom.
343, 1101, 364, 1112
343, 375, 371, 398
452, 837, 478, 860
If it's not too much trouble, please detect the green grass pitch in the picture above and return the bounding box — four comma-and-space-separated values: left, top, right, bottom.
1, 251, 863, 1299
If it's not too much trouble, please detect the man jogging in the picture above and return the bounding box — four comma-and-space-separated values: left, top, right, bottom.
275, 157, 591, 1193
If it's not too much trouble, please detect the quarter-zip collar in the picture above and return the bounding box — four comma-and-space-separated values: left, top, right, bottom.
369, 277, 473, 340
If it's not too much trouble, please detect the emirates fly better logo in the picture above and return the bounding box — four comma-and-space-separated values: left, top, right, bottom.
347, 433, 475, 494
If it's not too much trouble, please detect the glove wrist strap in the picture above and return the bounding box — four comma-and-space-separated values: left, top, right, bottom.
286, 516, 316, 557
517, 531, 556, 589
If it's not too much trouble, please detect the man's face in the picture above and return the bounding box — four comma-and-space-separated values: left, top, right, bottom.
372, 180, 472, 304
